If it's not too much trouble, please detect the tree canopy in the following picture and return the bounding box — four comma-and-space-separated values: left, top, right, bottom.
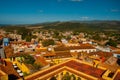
105, 39, 117, 47
20, 54, 35, 64
42, 39, 55, 47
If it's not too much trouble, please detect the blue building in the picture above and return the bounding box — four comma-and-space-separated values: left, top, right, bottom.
3, 38, 9, 46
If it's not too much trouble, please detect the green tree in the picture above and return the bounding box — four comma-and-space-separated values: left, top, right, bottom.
17, 27, 31, 40
73, 31, 79, 35
92, 34, 102, 41
21, 54, 35, 64
26, 36, 32, 42
25, 35, 37, 42
66, 36, 71, 40
105, 39, 117, 47
23, 72, 30, 77
33, 63, 42, 70
42, 39, 55, 47
32, 35, 37, 39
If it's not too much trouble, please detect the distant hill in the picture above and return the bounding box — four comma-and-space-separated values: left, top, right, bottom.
0, 20, 120, 32
43, 21, 120, 32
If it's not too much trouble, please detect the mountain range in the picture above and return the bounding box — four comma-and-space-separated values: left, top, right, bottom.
0, 20, 120, 32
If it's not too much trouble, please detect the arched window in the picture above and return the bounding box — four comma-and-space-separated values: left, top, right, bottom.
71, 74, 76, 80
50, 76, 57, 80
62, 72, 71, 80
77, 77, 81, 80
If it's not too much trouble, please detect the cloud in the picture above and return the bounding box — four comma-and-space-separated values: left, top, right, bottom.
70, 0, 83, 2
80, 16, 89, 20
111, 9, 120, 12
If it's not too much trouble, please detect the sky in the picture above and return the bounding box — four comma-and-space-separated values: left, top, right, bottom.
0, 0, 120, 24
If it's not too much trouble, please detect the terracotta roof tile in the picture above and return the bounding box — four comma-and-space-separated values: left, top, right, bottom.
0, 61, 20, 78
89, 51, 113, 58
43, 53, 56, 57
25, 59, 105, 80
114, 72, 120, 80
55, 52, 72, 58
54, 45, 95, 51
109, 46, 119, 50
0, 70, 6, 76
34, 56, 48, 66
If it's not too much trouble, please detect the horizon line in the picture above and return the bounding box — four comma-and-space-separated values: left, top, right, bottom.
0, 19, 120, 25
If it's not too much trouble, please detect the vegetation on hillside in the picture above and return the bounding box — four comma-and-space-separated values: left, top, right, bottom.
43, 21, 120, 32
1, 21, 120, 32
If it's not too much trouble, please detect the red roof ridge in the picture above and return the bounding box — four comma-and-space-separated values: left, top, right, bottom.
25, 59, 106, 80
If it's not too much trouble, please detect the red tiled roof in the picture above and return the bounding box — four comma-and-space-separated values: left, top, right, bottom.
80, 43, 93, 46
10, 41, 34, 45
114, 72, 120, 80
114, 51, 120, 54
43, 52, 72, 58
34, 56, 48, 66
65, 60, 104, 79
89, 51, 113, 58
25, 59, 105, 80
54, 52, 72, 58
35, 48, 47, 52
0, 35, 3, 39
43, 53, 56, 57
0, 61, 20, 78
54, 45, 95, 51
0, 70, 6, 76
109, 46, 118, 50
